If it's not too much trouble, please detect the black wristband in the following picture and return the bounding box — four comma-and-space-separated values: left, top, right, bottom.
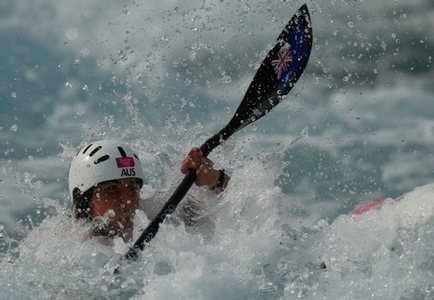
210, 169, 230, 193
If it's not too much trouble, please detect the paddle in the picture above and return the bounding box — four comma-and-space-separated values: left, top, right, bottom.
124, 3, 313, 262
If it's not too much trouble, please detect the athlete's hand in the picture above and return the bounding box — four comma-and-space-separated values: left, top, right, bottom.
180, 147, 220, 188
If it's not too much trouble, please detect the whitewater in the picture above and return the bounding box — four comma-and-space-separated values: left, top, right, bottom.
1, 0, 433, 299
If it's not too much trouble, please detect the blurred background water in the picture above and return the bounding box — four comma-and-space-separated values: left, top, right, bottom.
0, 0, 433, 299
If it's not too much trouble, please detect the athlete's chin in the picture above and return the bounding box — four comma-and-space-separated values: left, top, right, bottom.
91, 223, 133, 241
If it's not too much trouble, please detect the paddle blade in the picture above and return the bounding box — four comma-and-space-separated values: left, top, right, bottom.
230, 4, 313, 132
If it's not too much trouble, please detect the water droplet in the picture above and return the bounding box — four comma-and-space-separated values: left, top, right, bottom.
301, 127, 309, 138
220, 75, 232, 83
65, 28, 79, 41
10, 124, 18, 132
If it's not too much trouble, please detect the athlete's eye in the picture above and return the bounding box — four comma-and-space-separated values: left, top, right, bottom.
106, 185, 120, 193
124, 181, 140, 193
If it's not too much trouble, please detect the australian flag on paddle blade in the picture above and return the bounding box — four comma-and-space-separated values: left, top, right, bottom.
271, 5, 312, 95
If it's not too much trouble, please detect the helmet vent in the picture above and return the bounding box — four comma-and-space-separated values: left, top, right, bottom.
118, 146, 127, 158
82, 143, 93, 155
89, 146, 102, 157
94, 155, 110, 164
134, 154, 139, 160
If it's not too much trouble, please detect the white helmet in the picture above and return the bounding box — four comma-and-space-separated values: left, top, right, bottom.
68, 140, 145, 201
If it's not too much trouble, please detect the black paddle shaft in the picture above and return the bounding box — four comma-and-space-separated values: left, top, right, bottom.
123, 4, 313, 262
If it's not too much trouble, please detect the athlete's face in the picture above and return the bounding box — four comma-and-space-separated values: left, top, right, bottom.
90, 178, 140, 239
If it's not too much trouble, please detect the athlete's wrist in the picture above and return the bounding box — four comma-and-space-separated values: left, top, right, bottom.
210, 169, 230, 193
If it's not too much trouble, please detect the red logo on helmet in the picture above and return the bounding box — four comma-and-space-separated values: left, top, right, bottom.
116, 157, 135, 168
